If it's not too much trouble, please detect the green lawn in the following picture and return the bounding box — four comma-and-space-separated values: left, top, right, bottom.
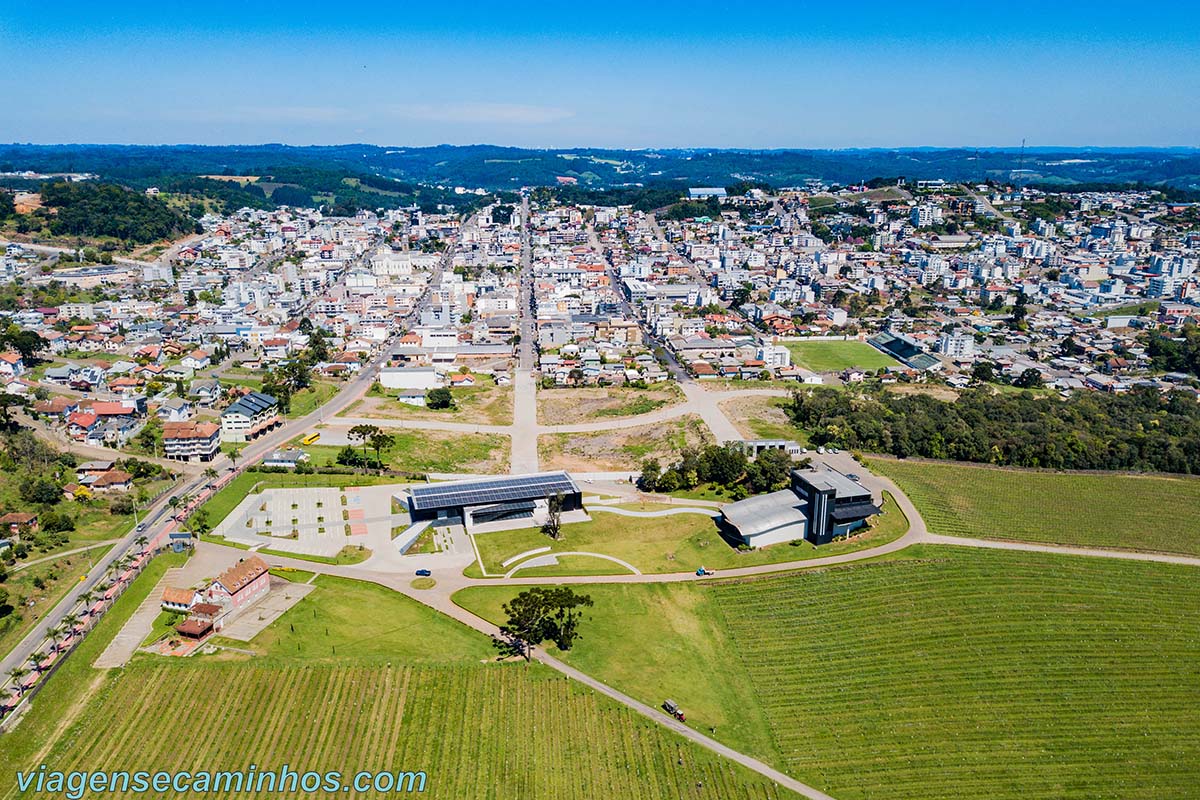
456, 545, 1200, 800
302, 429, 509, 474
472, 493, 908, 576
285, 380, 338, 418
212, 574, 494, 663
872, 457, 1200, 555
784, 340, 900, 372
256, 544, 371, 566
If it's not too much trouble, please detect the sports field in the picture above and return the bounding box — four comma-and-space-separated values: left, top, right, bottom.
2, 662, 793, 800
783, 340, 899, 372
456, 546, 1200, 800
872, 457, 1200, 555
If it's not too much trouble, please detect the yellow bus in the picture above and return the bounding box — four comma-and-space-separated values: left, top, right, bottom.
301, 432, 321, 445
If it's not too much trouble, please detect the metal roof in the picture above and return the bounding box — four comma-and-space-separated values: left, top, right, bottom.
720, 489, 808, 538
409, 471, 579, 512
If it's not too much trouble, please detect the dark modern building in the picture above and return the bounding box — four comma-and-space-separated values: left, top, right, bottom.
720, 468, 880, 548
407, 471, 583, 530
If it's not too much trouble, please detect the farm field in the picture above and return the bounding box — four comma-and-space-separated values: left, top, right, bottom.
344, 381, 514, 426
457, 545, 1200, 800
470, 493, 908, 577
872, 457, 1200, 555
538, 414, 711, 472
537, 383, 684, 425
783, 340, 899, 372
0, 662, 795, 800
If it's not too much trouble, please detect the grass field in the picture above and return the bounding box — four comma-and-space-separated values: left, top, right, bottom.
471, 493, 907, 577
302, 429, 510, 474
871, 457, 1200, 555
3, 662, 793, 800
285, 380, 338, 418
210, 575, 493, 662
784, 340, 899, 372
457, 545, 1200, 800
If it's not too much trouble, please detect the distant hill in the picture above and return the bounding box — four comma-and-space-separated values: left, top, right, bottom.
2, 143, 1199, 193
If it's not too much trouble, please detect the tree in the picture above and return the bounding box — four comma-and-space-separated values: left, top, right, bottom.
8, 665, 30, 695
368, 431, 394, 471
638, 458, 661, 492
348, 424, 380, 466
19, 477, 61, 506
494, 587, 594, 660
746, 448, 793, 493
495, 588, 554, 661
971, 361, 996, 383
546, 587, 593, 651
542, 492, 564, 541
1013, 368, 1044, 389
227, 447, 241, 469
187, 507, 211, 537
426, 387, 454, 410
203, 467, 218, 481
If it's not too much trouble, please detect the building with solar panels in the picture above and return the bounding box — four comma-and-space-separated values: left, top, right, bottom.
407, 471, 583, 530
720, 468, 880, 548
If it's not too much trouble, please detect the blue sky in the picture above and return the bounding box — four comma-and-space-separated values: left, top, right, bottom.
2, 0, 1198, 148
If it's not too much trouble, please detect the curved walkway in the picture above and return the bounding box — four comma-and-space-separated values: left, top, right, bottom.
504, 551, 642, 578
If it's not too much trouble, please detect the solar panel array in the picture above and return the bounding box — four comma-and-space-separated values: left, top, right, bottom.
409, 471, 579, 512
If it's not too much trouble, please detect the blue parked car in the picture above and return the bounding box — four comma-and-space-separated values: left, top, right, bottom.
415, 569, 432, 577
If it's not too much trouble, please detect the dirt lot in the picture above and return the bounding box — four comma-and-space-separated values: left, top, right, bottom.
537, 384, 685, 425
719, 395, 803, 441
886, 384, 960, 401
341, 382, 513, 426
538, 414, 713, 472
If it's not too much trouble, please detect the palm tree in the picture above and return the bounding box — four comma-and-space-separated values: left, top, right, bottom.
47, 624, 66, 653
77, 589, 97, 613
7, 666, 30, 696
227, 447, 241, 470
203, 467, 218, 482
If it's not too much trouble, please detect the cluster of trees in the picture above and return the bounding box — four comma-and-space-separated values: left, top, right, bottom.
36, 181, 199, 243
786, 385, 1200, 474
970, 361, 1044, 389
495, 587, 593, 660
426, 387, 454, 409
0, 190, 14, 219
663, 197, 723, 221
336, 424, 395, 471
1148, 323, 1200, 378
261, 359, 313, 413
638, 443, 797, 499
